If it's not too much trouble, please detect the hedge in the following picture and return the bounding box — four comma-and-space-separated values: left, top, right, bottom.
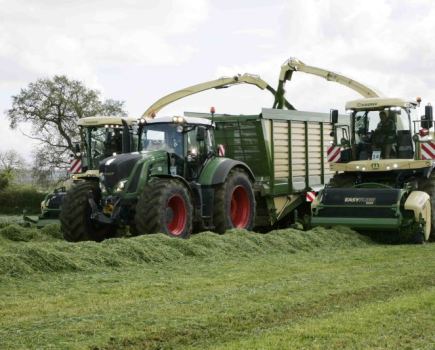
0, 187, 47, 215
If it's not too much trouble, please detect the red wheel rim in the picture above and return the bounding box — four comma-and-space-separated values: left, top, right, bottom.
166, 194, 187, 236
230, 185, 250, 228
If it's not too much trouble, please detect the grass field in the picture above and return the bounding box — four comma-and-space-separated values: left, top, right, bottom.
0, 222, 434, 349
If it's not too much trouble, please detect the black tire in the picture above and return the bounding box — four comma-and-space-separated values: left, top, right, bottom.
134, 179, 193, 238
213, 168, 256, 234
60, 181, 110, 242
418, 175, 435, 242
411, 230, 425, 244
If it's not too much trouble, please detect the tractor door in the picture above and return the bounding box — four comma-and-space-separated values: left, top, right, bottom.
185, 126, 214, 180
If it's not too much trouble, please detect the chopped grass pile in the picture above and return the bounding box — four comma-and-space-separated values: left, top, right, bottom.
0, 215, 24, 228
0, 224, 50, 242
0, 224, 372, 277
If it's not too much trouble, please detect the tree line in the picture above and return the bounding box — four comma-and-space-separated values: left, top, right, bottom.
2, 75, 127, 189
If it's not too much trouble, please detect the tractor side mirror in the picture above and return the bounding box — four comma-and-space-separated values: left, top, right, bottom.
330, 109, 339, 124
196, 126, 206, 142
74, 142, 81, 153
121, 119, 131, 153
422, 104, 433, 129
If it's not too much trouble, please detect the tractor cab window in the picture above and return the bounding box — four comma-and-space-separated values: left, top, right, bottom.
186, 126, 214, 158
141, 124, 183, 156
184, 125, 214, 180
84, 126, 124, 169
353, 108, 413, 160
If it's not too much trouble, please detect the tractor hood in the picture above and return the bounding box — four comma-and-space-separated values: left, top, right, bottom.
99, 153, 143, 190
99, 150, 169, 192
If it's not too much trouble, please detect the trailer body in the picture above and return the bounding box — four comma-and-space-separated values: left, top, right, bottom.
186, 108, 347, 228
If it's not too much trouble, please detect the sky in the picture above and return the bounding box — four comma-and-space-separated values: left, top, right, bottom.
1, 0, 435, 162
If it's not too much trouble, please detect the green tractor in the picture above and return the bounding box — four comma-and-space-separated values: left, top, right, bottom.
311, 97, 435, 243
60, 115, 257, 240
24, 116, 137, 228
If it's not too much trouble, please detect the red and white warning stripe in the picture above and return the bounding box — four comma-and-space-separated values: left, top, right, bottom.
306, 191, 316, 202
327, 145, 341, 163
68, 158, 82, 174
420, 142, 435, 160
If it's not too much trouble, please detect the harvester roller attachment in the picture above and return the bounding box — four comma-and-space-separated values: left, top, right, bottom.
311, 187, 431, 242
312, 188, 403, 231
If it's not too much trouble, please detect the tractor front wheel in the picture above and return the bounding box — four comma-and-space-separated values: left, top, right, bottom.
134, 179, 193, 238
60, 181, 111, 242
419, 175, 435, 242
213, 168, 256, 234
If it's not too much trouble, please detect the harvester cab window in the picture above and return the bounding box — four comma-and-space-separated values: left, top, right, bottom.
85, 126, 124, 169
104, 128, 123, 157
353, 108, 413, 160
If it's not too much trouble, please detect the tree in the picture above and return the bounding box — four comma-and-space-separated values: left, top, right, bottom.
7, 75, 127, 169
0, 150, 26, 189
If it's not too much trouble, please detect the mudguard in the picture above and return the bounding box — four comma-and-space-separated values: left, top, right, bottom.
404, 191, 431, 240
199, 157, 255, 186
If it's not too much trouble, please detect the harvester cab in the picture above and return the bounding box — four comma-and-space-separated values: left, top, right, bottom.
76, 116, 138, 175
312, 97, 435, 242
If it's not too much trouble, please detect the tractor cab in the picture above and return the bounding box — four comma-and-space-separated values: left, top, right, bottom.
138, 116, 216, 180
330, 98, 434, 171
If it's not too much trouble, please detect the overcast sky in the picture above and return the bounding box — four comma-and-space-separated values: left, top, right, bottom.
1, 0, 435, 162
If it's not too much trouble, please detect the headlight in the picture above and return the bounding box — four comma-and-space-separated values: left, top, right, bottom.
99, 182, 107, 193
114, 179, 128, 192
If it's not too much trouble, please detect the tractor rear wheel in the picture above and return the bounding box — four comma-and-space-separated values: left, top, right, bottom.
60, 181, 110, 242
134, 179, 193, 238
213, 168, 255, 234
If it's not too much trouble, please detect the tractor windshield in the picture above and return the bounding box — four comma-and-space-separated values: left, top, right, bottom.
141, 124, 183, 156
352, 107, 413, 160
84, 126, 124, 169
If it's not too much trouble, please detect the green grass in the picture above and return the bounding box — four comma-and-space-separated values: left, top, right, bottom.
0, 224, 434, 349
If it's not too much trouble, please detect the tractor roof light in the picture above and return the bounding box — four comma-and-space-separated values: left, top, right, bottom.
172, 116, 185, 124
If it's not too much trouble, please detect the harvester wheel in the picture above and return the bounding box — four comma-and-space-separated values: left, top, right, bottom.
213, 168, 255, 234
134, 179, 193, 238
60, 181, 111, 242
419, 175, 435, 242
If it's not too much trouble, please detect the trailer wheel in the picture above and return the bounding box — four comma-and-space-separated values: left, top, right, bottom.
134, 179, 193, 238
419, 176, 435, 242
60, 181, 110, 242
213, 168, 255, 234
